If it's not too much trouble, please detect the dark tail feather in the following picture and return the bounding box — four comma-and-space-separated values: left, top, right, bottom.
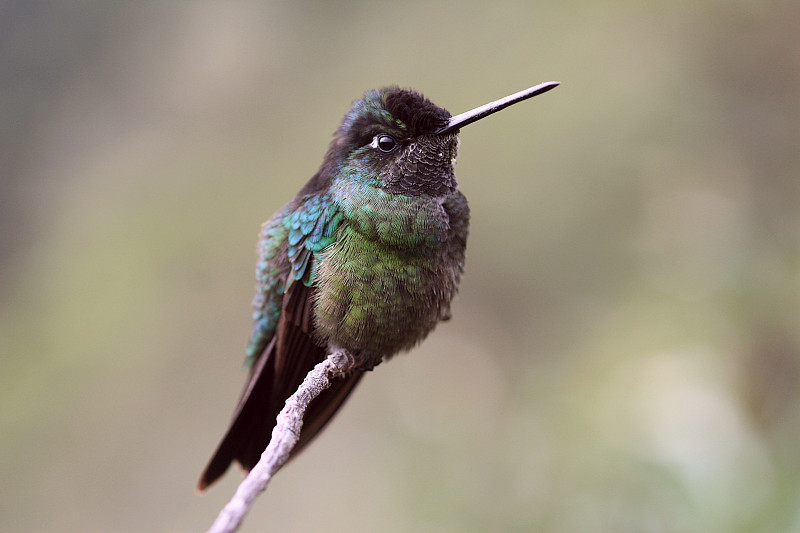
197, 339, 365, 491
197, 340, 277, 491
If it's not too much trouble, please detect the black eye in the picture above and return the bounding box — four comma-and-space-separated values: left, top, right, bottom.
375, 135, 397, 152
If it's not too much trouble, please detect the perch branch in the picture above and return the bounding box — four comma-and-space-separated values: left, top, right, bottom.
205, 348, 356, 533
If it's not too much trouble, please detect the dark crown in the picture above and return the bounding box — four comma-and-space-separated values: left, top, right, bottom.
383, 89, 451, 135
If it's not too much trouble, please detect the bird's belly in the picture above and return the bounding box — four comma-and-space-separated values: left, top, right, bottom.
313, 229, 457, 359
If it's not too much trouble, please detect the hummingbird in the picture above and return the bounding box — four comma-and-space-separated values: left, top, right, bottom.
198, 82, 559, 490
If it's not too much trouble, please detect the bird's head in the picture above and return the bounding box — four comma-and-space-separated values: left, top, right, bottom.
326, 87, 458, 197
322, 82, 560, 198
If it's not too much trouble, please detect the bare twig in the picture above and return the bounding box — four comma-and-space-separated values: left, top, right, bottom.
206, 349, 356, 533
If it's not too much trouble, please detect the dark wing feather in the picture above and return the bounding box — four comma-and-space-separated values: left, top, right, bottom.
197, 281, 364, 491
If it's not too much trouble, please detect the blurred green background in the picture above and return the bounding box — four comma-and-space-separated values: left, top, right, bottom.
2, 1, 799, 532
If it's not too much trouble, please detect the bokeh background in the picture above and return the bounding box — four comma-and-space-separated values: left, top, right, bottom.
2, 1, 799, 532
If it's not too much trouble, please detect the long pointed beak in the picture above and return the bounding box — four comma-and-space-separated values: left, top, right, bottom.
435, 81, 560, 135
